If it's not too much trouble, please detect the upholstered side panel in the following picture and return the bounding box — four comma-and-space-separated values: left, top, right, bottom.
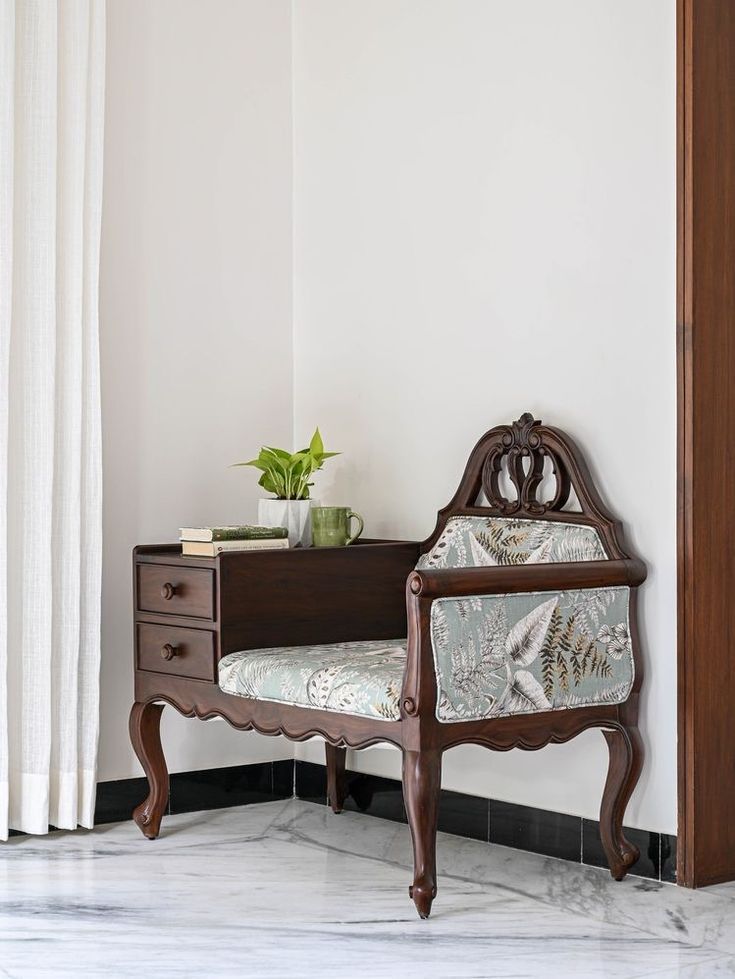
417, 516, 607, 570
430, 586, 632, 722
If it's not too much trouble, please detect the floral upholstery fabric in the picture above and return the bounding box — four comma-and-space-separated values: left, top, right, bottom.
431, 586, 633, 722
419, 516, 629, 722
218, 639, 407, 721
416, 516, 607, 569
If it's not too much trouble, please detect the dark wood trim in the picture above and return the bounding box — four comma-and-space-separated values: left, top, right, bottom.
403, 748, 442, 918
408, 558, 645, 599
677, 0, 735, 888
129, 701, 168, 839
325, 744, 348, 813
133, 671, 406, 750
677, 0, 692, 891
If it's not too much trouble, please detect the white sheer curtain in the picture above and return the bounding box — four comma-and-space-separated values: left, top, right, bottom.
0, 0, 105, 838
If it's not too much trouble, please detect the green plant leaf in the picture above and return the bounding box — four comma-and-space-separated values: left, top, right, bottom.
248, 459, 274, 472
310, 428, 324, 457
234, 427, 338, 499
266, 465, 287, 495
260, 447, 288, 465
258, 471, 278, 495
263, 446, 292, 461
259, 451, 289, 477
312, 450, 340, 469
290, 459, 308, 480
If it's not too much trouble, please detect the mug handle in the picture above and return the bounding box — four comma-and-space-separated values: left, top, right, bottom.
346, 510, 364, 545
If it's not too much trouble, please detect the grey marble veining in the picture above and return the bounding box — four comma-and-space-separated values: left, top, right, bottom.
0, 800, 734, 978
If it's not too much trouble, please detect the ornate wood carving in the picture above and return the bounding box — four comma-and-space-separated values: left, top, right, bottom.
134, 671, 405, 751
483, 412, 571, 515
436, 707, 632, 754
423, 411, 631, 561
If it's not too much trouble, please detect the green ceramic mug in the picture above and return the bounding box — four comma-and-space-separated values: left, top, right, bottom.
311, 506, 364, 547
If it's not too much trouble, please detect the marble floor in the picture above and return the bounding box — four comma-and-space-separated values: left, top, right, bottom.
1, 801, 735, 978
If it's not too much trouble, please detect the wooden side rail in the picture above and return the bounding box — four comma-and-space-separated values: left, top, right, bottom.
407, 558, 646, 599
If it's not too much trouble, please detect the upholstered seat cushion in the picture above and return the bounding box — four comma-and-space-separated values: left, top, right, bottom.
218, 639, 407, 721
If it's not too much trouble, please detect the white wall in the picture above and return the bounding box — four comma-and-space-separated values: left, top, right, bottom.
293, 0, 676, 831
98, 0, 676, 831
98, 0, 294, 780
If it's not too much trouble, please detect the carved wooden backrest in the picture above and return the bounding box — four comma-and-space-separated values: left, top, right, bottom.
420, 413, 632, 563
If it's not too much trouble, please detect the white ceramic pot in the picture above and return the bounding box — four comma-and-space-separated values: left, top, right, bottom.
257, 498, 317, 548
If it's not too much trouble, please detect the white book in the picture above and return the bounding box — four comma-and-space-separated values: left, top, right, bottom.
181, 538, 290, 557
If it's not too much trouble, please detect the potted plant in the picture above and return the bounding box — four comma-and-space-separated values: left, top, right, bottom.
234, 428, 339, 546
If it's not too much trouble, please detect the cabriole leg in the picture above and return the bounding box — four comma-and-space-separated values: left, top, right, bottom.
129, 701, 169, 839
600, 725, 644, 880
325, 743, 348, 814
402, 747, 442, 919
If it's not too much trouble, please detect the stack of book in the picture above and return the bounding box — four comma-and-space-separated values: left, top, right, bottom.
179, 525, 289, 557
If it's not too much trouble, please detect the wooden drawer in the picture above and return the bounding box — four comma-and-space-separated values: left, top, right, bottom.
136, 623, 216, 681
136, 564, 214, 620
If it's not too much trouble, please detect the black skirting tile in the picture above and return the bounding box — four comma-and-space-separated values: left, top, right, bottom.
298, 766, 487, 839
295, 763, 406, 821
343, 772, 407, 823
95, 761, 292, 828
582, 819, 660, 880
491, 800, 581, 862
438, 789, 489, 842
294, 760, 327, 805
661, 833, 677, 883
272, 759, 295, 799
95, 775, 166, 825
169, 762, 275, 814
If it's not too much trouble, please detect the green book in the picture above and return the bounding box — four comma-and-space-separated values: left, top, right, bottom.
179, 525, 288, 542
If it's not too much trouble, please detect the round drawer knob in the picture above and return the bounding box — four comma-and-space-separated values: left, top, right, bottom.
160, 582, 177, 600
160, 643, 179, 661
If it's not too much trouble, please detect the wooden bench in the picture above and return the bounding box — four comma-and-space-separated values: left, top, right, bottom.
130, 412, 645, 918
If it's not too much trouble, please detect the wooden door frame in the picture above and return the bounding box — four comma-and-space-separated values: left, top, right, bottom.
677, 0, 735, 887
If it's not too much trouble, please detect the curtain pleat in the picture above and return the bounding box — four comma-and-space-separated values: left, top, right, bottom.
0, 0, 104, 839
0, 0, 15, 841
77, 0, 103, 827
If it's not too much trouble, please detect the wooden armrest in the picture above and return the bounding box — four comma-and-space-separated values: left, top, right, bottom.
406, 558, 646, 600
